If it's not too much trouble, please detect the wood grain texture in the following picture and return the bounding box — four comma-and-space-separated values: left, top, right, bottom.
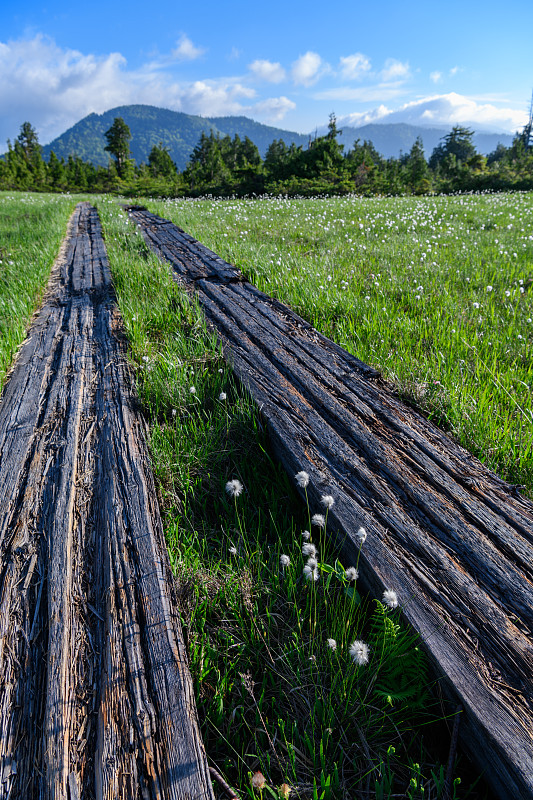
0, 203, 214, 800
127, 205, 533, 800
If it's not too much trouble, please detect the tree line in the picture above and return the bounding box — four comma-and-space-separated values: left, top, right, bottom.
1, 114, 532, 197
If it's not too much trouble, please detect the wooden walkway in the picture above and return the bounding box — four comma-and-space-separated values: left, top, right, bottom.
0, 204, 214, 800
127, 205, 533, 800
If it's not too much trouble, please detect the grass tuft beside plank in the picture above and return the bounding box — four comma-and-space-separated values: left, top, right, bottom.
0, 192, 76, 390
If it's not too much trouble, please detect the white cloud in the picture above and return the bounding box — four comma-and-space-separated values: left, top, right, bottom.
337, 105, 392, 127
248, 59, 286, 83
380, 58, 411, 82
0, 35, 297, 147
173, 80, 256, 116
430, 71, 442, 84
339, 53, 371, 81
172, 34, 205, 62
338, 92, 528, 133
291, 51, 324, 86
253, 96, 296, 121
450, 66, 460, 76
0, 35, 132, 146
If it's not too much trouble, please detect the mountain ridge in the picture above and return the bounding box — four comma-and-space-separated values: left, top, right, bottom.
40, 104, 515, 169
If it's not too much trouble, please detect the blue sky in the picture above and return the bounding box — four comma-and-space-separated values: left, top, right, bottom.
1, 0, 532, 148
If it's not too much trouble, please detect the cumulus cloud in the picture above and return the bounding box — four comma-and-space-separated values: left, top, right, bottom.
338, 93, 527, 133
291, 51, 324, 86
0, 34, 297, 148
339, 53, 371, 81
168, 80, 256, 116
172, 34, 205, 62
380, 58, 411, 82
248, 59, 286, 83
253, 96, 296, 121
337, 105, 392, 127
0, 35, 133, 146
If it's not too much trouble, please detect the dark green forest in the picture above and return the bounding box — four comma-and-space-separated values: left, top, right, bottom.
1, 114, 532, 197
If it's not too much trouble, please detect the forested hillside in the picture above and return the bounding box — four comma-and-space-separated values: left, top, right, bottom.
1, 114, 531, 197
40, 105, 309, 169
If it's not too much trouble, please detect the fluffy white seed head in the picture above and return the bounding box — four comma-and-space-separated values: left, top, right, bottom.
306, 557, 318, 569
280, 554, 291, 567
225, 479, 243, 498
311, 513, 326, 528
321, 494, 335, 509
301, 530, 311, 541
218, 392, 227, 401
356, 527, 367, 544
382, 589, 398, 609
229, 546, 237, 555
349, 640, 369, 666
302, 543, 317, 558
295, 471, 310, 488
189, 386, 196, 394
251, 771, 266, 789
345, 566, 359, 581
327, 638, 337, 651
303, 564, 319, 582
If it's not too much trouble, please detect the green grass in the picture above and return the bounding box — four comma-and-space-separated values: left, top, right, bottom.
96, 197, 489, 799
143, 192, 533, 496
0, 191, 77, 389
0, 192, 498, 797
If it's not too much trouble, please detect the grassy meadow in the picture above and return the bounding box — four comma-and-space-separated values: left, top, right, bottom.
145, 192, 533, 496
3, 189, 532, 798
0, 192, 76, 389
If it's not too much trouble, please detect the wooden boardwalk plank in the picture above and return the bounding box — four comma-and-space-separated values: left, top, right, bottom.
0, 203, 214, 800
127, 205, 533, 800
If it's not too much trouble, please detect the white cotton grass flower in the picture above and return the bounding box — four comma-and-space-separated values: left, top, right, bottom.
251, 771, 266, 790
382, 589, 399, 609
295, 471, 310, 488
218, 392, 227, 401
280, 554, 291, 568
349, 640, 369, 666
321, 494, 335, 509
189, 385, 196, 394
225, 479, 243, 498
345, 566, 359, 582
327, 638, 337, 651
302, 543, 317, 559
306, 557, 318, 570
229, 546, 237, 555
301, 530, 311, 541
311, 513, 326, 528
303, 564, 319, 582
356, 527, 367, 544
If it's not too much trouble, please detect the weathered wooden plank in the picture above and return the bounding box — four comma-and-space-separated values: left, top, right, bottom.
0, 203, 214, 800
127, 205, 533, 800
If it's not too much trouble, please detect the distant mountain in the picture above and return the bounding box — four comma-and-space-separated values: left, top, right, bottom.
335, 122, 514, 159
41, 105, 308, 170
40, 105, 515, 170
